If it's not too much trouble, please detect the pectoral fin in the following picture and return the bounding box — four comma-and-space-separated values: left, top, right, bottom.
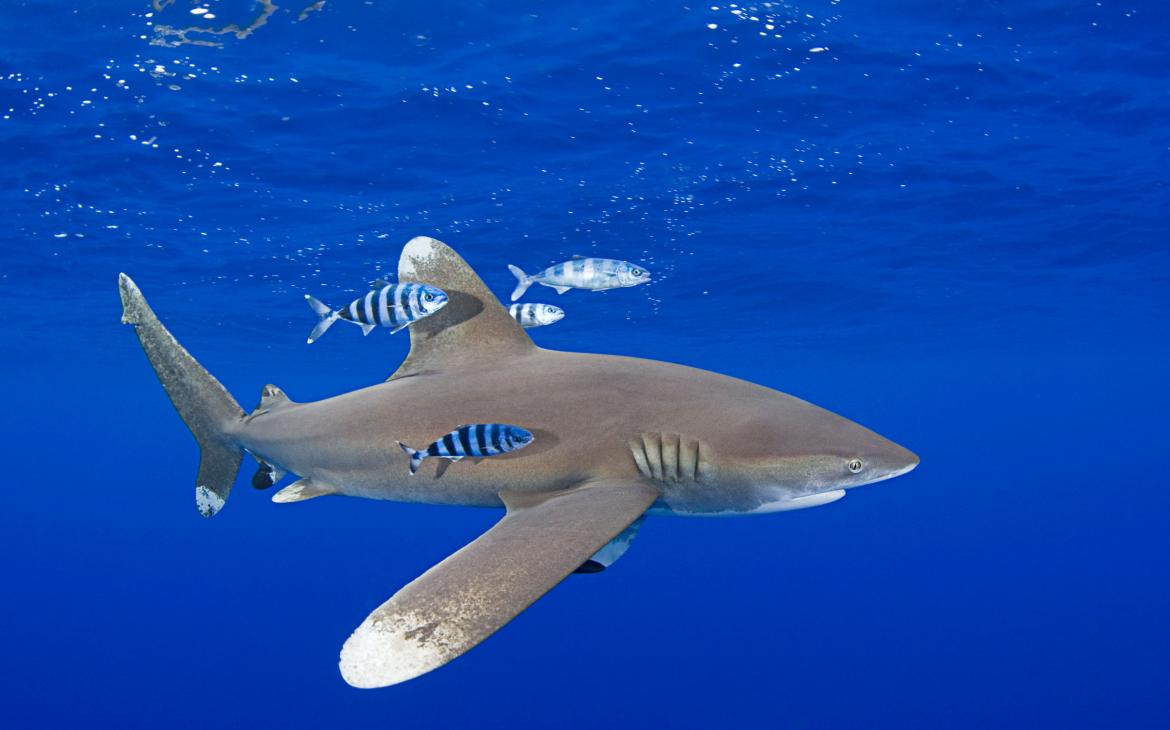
576, 515, 645, 573
338, 478, 659, 688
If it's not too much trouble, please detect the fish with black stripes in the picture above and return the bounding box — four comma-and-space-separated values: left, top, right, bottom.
507, 255, 650, 301
304, 279, 448, 344
397, 424, 535, 475
508, 302, 565, 329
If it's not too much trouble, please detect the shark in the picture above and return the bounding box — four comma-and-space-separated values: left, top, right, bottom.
119, 236, 919, 688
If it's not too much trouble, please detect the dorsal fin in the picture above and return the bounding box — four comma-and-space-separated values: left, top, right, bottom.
389, 237, 534, 380
259, 384, 293, 410
570, 254, 587, 260
370, 278, 391, 288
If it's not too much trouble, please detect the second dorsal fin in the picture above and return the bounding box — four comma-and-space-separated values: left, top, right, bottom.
259, 384, 292, 409
389, 237, 534, 379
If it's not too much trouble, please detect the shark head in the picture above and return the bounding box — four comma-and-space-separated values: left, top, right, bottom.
661, 389, 918, 515
725, 393, 917, 507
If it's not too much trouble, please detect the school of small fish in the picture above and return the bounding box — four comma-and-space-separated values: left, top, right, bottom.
303, 250, 650, 473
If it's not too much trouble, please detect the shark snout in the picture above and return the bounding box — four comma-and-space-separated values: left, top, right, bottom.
867, 442, 919, 484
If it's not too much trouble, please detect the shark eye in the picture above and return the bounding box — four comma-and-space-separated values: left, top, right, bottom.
848, 459, 863, 474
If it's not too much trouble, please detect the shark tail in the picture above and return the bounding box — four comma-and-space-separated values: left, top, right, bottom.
305, 294, 340, 344
119, 274, 245, 518
507, 264, 534, 302
397, 441, 425, 475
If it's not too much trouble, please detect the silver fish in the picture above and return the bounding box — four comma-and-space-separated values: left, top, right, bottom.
305, 281, 448, 343
508, 302, 565, 328
508, 255, 650, 301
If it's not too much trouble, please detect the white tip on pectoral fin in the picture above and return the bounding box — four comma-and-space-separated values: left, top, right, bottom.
340, 612, 453, 688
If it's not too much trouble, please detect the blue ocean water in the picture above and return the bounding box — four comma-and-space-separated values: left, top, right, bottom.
2, 0, 1168, 726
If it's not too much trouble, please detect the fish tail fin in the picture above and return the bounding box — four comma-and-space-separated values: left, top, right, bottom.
305, 294, 340, 344
507, 264, 533, 302
397, 441, 424, 475
119, 273, 245, 518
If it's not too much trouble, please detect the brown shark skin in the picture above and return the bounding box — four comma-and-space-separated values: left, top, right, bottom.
233, 348, 913, 514
230, 236, 918, 516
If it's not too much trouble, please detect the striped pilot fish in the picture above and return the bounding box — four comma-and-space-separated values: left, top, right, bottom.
304, 279, 448, 344
507, 255, 651, 301
508, 302, 565, 329
397, 423, 535, 475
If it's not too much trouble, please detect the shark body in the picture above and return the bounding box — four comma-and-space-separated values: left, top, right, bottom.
120, 236, 918, 688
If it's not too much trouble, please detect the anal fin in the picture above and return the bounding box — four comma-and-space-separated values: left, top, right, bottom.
552, 286, 571, 295
251, 459, 286, 490
272, 478, 339, 504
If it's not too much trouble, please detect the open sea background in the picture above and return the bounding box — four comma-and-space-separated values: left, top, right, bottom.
2, 1, 1168, 727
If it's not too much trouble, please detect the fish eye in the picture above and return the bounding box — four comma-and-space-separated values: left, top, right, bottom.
632, 268, 642, 276
848, 459, 863, 473
424, 293, 435, 302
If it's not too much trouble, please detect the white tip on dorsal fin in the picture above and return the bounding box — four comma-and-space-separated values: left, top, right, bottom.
389, 237, 534, 380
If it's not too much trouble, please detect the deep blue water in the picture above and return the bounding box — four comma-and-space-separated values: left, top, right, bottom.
3, 1, 1168, 727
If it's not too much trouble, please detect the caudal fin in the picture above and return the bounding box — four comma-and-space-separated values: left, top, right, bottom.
119, 274, 245, 518
507, 264, 533, 302
397, 441, 425, 475
305, 294, 340, 344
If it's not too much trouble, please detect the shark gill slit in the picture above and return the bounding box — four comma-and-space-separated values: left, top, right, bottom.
628, 433, 710, 483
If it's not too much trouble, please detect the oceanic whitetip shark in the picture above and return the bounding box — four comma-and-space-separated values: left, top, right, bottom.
119, 236, 919, 688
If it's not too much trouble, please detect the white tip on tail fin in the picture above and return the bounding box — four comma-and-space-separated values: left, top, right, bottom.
397, 441, 424, 475
507, 264, 532, 302
305, 294, 339, 344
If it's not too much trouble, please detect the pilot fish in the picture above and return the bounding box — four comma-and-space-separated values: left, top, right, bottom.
397, 424, 535, 475
508, 302, 565, 328
507, 256, 651, 301
305, 280, 448, 344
